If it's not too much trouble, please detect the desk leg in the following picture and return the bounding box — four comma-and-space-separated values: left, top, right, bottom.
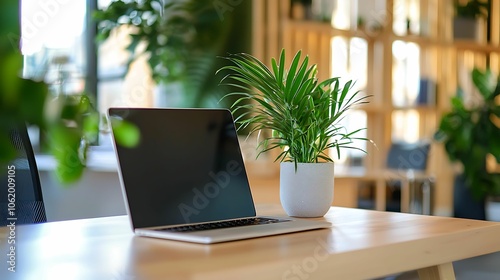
417, 263, 456, 280
422, 181, 432, 215
375, 179, 386, 211
401, 179, 410, 213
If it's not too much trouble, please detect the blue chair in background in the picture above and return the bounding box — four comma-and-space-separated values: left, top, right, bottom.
385, 141, 433, 214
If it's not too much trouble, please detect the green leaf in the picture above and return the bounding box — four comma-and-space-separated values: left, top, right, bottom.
83, 113, 100, 143
111, 119, 141, 148
18, 79, 48, 126
472, 68, 494, 100
0, 134, 16, 163
49, 125, 85, 184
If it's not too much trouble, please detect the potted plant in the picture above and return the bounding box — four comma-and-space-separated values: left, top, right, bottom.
218, 49, 370, 217
453, 0, 489, 41
434, 68, 500, 220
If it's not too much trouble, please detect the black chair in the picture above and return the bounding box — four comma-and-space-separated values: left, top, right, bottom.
1, 123, 47, 226
385, 141, 432, 214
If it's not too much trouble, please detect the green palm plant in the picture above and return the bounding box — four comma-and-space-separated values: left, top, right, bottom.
218, 49, 371, 167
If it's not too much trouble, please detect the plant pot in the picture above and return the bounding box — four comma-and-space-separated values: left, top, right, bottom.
486, 196, 500, 222
280, 162, 334, 217
453, 17, 482, 41
453, 174, 486, 220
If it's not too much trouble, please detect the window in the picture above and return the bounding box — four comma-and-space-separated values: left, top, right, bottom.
21, 0, 154, 147
21, 0, 88, 95
330, 36, 368, 166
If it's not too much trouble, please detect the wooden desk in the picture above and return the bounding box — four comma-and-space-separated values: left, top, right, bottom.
0, 205, 500, 279
334, 167, 434, 213
1, 205, 499, 280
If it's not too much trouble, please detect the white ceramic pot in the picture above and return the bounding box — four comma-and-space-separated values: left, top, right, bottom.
487, 197, 500, 222
280, 162, 334, 217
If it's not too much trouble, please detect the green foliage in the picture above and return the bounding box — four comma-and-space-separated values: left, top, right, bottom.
218, 49, 371, 166
1, 1, 46, 161
108, 117, 141, 148
435, 68, 500, 198
0, 0, 139, 184
94, 0, 245, 108
46, 94, 100, 183
454, 0, 490, 19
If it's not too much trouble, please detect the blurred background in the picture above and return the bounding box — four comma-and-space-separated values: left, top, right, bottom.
6, 0, 500, 224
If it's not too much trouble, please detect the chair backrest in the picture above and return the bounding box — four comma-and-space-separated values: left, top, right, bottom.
0, 123, 47, 226
386, 141, 431, 171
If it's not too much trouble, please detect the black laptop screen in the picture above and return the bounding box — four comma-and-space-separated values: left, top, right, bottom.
109, 108, 256, 228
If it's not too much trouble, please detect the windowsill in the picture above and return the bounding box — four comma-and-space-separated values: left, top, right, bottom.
35, 147, 118, 172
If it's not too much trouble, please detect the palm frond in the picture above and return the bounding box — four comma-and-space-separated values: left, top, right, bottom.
218, 49, 372, 164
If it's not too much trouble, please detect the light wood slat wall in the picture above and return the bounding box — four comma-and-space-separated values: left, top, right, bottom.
492, 0, 500, 45
380, 0, 394, 171
251, 0, 289, 64
251, 0, 265, 61
252, 0, 500, 215
491, 0, 500, 75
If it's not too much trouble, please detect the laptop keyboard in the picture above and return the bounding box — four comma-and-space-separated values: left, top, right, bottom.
157, 217, 288, 233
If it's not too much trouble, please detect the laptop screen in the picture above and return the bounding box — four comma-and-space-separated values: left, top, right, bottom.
109, 108, 256, 228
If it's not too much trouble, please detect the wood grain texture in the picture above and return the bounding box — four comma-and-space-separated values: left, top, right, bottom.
418, 263, 456, 280
1, 205, 499, 280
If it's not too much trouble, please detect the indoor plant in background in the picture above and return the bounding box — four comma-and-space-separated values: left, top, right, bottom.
434, 67, 500, 220
218, 49, 370, 217
94, 0, 251, 108
453, 0, 490, 41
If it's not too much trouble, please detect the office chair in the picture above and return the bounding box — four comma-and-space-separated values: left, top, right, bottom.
0, 123, 47, 226
385, 141, 432, 214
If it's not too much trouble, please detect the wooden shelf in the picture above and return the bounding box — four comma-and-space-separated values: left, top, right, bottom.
286, 19, 500, 54
253, 0, 500, 216
284, 20, 375, 41
392, 105, 437, 112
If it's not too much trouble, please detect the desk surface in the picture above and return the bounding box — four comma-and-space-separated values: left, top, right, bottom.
1, 205, 500, 280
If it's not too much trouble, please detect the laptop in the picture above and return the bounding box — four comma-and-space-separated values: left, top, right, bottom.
108, 107, 330, 244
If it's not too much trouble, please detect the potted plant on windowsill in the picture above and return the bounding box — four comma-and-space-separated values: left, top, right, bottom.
434, 68, 500, 220
453, 0, 489, 41
218, 49, 371, 217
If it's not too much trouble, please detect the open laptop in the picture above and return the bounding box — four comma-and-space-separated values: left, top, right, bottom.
108, 107, 330, 244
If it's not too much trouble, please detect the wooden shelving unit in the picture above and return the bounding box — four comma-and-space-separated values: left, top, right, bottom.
250, 0, 500, 215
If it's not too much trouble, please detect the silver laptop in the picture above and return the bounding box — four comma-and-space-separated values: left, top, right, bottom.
108, 108, 330, 244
